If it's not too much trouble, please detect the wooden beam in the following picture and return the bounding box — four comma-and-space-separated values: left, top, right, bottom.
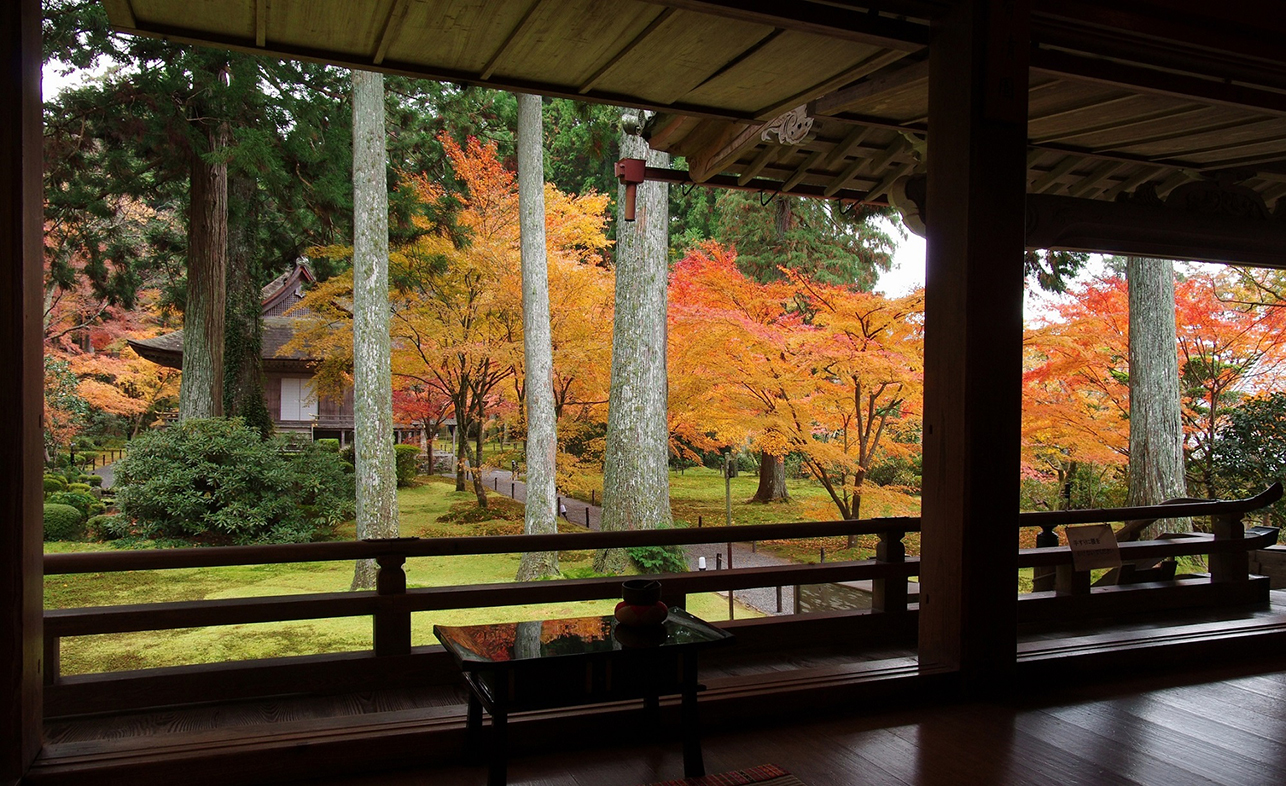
1032, 104, 1215, 145
920, 0, 1029, 692
1028, 91, 1135, 125
1032, 46, 1286, 119
0, 0, 45, 780
1102, 165, 1163, 201
1066, 159, 1127, 198
866, 160, 915, 203
755, 49, 910, 121
823, 152, 871, 198
781, 149, 824, 192
479, 0, 544, 81
254, 0, 266, 47
577, 7, 675, 94
823, 125, 872, 168
688, 122, 764, 183
1024, 192, 1286, 268
737, 145, 779, 186
813, 58, 930, 116
1030, 155, 1080, 193
373, 0, 412, 65
639, 0, 930, 51
102, 0, 136, 29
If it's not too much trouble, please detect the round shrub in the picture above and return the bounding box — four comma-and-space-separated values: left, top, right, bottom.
45, 490, 102, 520
67, 482, 92, 493
394, 444, 421, 487
339, 444, 355, 466
86, 475, 103, 487
44, 503, 85, 542
316, 438, 340, 452
44, 475, 67, 493
86, 513, 127, 541
114, 417, 356, 545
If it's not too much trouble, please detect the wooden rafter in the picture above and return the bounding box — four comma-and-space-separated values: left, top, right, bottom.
1066, 160, 1128, 198
824, 126, 872, 169
737, 145, 779, 186
1154, 169, 1194, 198
682, 28, 783, 97
812, 58, 929, 116
688, 122, 765, 183
1030, 156, 1081, 193
479, 0, 544, 81
866, 160, 915, 203
577, 7, 676, 94
1028, 92, 1137, 125
1032, 104, 1213, 144
781, 149, 824, 192
1102, 165, 1164, 200
373, 0, 412, 65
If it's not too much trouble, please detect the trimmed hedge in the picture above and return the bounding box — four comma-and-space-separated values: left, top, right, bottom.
316, 438, 340, 452
45, 490, 103, 519
86, 475, 103, 487
394, 444, 421, 487
44, 474, 67, 493
86, 513, 126, 541
67, 482, 92, 493
44, 503, 85, 542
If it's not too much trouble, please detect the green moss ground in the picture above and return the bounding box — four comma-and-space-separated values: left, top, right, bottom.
47, 477, 757, 675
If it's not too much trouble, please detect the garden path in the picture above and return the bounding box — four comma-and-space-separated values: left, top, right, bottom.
460, 467, 795, 616
92, 462, 116, 489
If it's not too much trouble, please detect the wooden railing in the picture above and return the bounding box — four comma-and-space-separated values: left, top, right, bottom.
41, 485, 1281, 714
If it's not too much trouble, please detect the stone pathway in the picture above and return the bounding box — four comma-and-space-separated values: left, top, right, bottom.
92, 462, 117, 490
461, 467, 795, 616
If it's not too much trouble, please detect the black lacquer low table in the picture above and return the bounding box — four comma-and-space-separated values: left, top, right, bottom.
434, 608, 734, 786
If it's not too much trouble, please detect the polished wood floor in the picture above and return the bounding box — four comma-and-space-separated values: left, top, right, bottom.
300, 661, 1286, 786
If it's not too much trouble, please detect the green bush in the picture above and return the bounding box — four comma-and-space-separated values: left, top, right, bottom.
394, 444, 421, 487
44, 503, 85, 542
114, 417, 356, 545
316, 438, 340, 452
67, 482, 92, 493
86, 475, 103, 487
45, 490, 102, 519
86, 513, 128, 541
339, 444, 355, 466
628, 544, 689, 574
43, 475, 67, 493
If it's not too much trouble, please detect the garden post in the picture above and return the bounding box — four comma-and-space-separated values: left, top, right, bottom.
373, 552, 411, 656
1210, 512, 1247, 583
873, 529, 908, 613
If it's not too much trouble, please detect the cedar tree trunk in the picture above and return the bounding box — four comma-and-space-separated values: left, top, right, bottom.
350, 69, 398, 589
222, 171, 271, 435
752, 450, 791, 502
596, 112, 673, 574
1127, 256, 1187, 533
178, 123, 228, 421
515, 93, 559, 580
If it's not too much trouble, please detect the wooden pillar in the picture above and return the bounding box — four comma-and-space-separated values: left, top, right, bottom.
918, 0, 1029, 692
1, 0, 46, 779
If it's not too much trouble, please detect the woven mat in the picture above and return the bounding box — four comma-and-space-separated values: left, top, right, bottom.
644, 764, 805, 786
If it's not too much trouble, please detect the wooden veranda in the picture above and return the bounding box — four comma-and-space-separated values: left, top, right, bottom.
7, 2, 1286, 785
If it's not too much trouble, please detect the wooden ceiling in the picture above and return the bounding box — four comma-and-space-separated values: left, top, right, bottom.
102, 0, 1286, 209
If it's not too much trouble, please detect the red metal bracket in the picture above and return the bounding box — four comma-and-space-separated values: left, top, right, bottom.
614, 158, 647, 221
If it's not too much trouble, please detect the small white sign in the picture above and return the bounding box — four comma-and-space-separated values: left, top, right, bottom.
1065, 523, 1122, 572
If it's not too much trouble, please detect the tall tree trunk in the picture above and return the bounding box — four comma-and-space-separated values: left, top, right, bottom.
178, 123, 228, 421
472, 395, 488, 507
350, 69, 398, 590
222, 171, 271, 435
596, 112, 673, 574
1127, 257, 1187, 534
515, 93, 559, 580
752, 450, 791, 502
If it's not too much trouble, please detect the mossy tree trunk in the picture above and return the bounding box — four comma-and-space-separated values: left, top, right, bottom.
752, 450, 791, 502
222, 171, 271, 436
350, 69, 398, 590
515, 93, 559, 580
595, 113, 673, 574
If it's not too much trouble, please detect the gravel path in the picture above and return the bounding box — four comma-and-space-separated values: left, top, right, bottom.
462, 467, 794, 616
92, 462, 116, 490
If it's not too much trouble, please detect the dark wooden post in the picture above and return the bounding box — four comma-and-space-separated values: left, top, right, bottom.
873, 529, 908, 613
373, 552, 412, 656
1210, 512, 1247, 583
1032, 524, 1059, 592
0, 0, 45, 778
919, 0, 1029, 692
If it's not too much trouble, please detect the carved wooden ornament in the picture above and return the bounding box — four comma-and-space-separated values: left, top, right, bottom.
760, 105, 813, 146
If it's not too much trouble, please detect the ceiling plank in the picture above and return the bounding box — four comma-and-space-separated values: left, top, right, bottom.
373, 0, 412, 65
812, 58, 929, 116
1033, 104, 1213, 144
1028, 92, 1136, 125
577, 7, 676, 94
254, 0, 266, 47
479, 0, 545, 81
755, 48, 910, 121
640, 0, 929, 51
1200, 151, 1286, 173
1032, 47, 1286, 119
103, 0, 136, 28
683, 28, 783, 96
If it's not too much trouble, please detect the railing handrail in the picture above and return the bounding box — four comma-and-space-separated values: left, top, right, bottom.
1016, 483, 1281, 529
43, 517, 921, 575
44, 483, 1281, 576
